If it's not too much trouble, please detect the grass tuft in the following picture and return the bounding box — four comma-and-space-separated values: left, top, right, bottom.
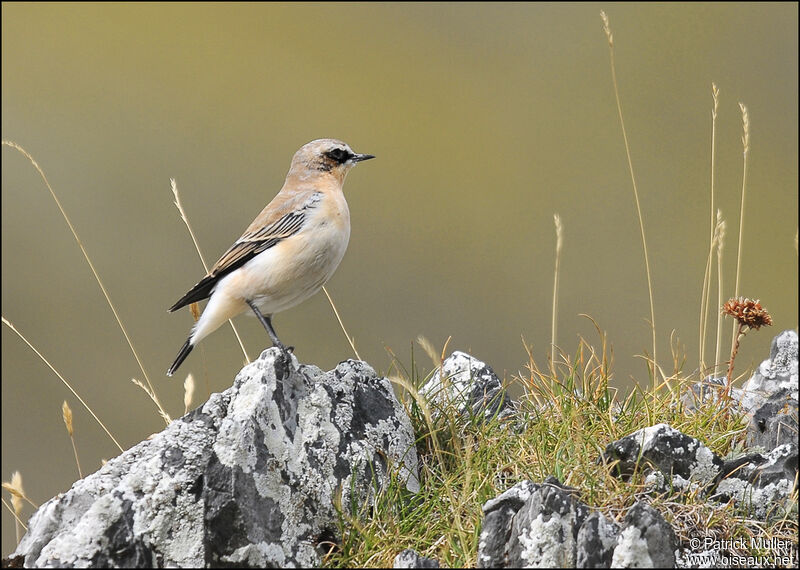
324, 334, 795, 567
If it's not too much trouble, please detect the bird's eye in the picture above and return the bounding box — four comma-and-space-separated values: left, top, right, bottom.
325, 148, 350, 163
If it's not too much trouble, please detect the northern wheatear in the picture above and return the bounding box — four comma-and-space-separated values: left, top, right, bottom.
167, 139, 374, 376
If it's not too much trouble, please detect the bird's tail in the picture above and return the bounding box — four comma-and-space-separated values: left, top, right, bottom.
167, 339, 194, 377
168, 274, 218, 312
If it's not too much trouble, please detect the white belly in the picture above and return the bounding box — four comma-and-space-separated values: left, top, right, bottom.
238, 206, 350, 315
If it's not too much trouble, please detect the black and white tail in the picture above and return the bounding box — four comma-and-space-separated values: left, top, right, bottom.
167, 339, 193, 377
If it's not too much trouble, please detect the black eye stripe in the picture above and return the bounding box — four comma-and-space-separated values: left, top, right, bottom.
324, 148, 351, 164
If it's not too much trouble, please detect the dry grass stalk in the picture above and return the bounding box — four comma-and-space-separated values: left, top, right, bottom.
7, 472, 23, 538
416, 335, 440, 370
699, 83, 721, 375
730, 104, 750, 357
323, 286, 361, 360
2, 472, 37, 511
62, 400, 83, 478
2, 496, 28, 538
412, 335, 467, 541
599, 11, 659, 386
2, 316, 124, 452
132, 378, 172, 425
713, 211, 726, 376
2, 140, 170, 425
62, 400, 74, 437
551, 213, 563, 373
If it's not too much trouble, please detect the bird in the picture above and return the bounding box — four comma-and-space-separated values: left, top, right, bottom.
166, 138, 375, 377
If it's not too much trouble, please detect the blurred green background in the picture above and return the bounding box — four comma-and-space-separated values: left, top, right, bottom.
2, 2, 797, 555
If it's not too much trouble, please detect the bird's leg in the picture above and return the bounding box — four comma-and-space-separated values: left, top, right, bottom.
246, 300, 293, 353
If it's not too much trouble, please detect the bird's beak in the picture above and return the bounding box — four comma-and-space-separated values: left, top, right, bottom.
350, 153, 376, 163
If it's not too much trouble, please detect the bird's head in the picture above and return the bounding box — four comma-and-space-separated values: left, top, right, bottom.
288, 139, 375, 184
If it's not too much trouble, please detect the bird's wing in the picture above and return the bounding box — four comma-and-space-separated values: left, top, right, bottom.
168, 190, 322, 312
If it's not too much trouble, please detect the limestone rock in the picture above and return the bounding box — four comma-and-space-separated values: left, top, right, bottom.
478, 480, 676, 569
477, 481, 539, 568
576, 512, 620, 568
478, 478, 591, 568
603, 423, 723, 486
743, 330, 799, 401
742, 330, 798, 450
422, 351, 514, 422
746, 388, 798, 450
610, 502, 676, 568
13, 349, 419, 568
393, 548, 440, 568
604, 422, 797, 522
712, 442, 799, 520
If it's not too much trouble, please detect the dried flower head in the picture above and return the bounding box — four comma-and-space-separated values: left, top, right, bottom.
184, 373, 195, 415
600, 11, 613, 47
2, 471, 25, 515
739, 102, 750, 155
722, 297, 773, 330
62, 400, 74, 436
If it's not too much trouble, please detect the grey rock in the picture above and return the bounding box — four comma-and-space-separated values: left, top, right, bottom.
741, 330, 798, 450
422, 351, 514, 422
393, 548, 440, 568
576, 512, 619, 568
478, 481, 540, 568
610, 502, 677, 568
603, 423, 723, 487
507, 481, 589, 568
602, 421, 797, 523
742, 330, 799, 401
479, 480, 683, 569
746, 388, 798, 450
752, 443, 799, 487
478, 478, 590, 568
13, 349, 419, 568
712, 443, 798, 520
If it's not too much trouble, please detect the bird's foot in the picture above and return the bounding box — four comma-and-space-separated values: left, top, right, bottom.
272, 342, 294, 355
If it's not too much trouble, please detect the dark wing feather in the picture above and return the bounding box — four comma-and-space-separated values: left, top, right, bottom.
168, 197, 318, 312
